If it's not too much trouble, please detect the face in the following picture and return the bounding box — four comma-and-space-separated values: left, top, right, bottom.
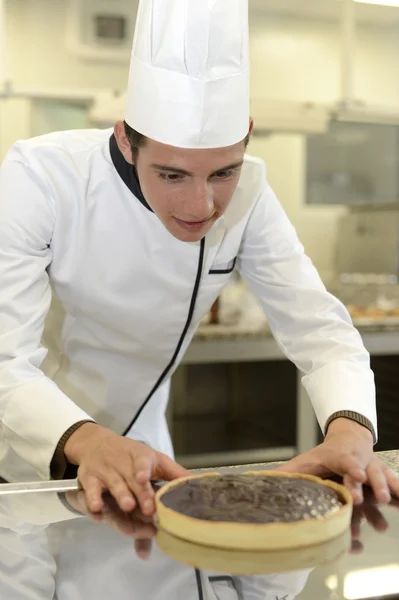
114, 122, 251, 242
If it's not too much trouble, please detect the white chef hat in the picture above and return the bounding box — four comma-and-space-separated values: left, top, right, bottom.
125, 0, 250, 149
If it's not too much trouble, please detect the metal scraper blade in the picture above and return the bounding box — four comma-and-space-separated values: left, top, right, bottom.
0, 479, 82, 496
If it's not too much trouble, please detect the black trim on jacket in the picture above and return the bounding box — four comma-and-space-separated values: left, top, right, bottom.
209, 257, 237, 275
109, 134, 153, 213
122, 237, 206, 435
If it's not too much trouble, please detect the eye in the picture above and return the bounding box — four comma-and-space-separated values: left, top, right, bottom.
158, 173, 184, 183
213, 169, 238, 180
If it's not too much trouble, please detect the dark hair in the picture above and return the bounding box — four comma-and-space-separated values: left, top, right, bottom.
124, 121, 147, 162
123, 120, 251, 161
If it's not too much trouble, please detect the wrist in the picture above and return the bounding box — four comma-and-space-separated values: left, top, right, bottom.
326, 417, 374, 443
64, 422, 114, 465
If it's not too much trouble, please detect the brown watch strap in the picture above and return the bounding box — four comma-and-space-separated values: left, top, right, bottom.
50, 420, 94, 480
325, 410, 377, 444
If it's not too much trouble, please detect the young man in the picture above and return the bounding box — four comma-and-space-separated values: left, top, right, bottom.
0, 0, 397, 552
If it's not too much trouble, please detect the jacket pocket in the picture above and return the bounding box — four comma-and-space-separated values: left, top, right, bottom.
209, 257, 237, 275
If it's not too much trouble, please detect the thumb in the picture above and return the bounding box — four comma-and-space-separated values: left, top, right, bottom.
156, 453, 191, 481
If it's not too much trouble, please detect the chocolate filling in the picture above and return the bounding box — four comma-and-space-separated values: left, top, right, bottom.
161, 475, 344, 524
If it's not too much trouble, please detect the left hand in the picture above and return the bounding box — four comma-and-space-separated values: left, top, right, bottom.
275, 418, 399, 505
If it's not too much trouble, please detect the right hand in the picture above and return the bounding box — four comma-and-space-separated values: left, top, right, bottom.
64, 423, 190, 516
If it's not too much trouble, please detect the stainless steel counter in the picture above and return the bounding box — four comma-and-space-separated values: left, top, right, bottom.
1, 454, 398, 599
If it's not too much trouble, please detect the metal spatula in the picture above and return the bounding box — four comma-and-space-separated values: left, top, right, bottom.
0, 478, 82, 496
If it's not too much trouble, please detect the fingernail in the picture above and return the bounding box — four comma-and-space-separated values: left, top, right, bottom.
144, 499, 154, 513
121, 496, 135, 511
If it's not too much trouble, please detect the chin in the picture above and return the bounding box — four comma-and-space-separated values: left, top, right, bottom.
171, 229, 205, 243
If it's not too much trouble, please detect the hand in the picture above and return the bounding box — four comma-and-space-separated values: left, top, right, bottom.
64, 423, 190, 515
275, 418, 399, 505
66, 490, 157, 560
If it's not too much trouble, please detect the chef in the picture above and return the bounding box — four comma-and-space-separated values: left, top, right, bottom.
0, 0, 397, 545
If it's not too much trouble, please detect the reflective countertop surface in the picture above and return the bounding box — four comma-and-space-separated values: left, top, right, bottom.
1, 457, 398, 600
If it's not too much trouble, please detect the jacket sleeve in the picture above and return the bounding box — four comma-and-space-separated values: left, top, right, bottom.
0, 145, 94, 480
237, 177, 377, 437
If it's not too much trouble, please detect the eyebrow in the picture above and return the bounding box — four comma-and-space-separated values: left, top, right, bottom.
150, 161, 244, 177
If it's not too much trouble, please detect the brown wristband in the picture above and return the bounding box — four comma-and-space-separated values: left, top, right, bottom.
325, 411, 377, 444
50, 420, 95, 480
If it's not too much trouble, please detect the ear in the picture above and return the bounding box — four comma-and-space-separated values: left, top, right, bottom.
114, 121, 134, 165
248, 117, 254, 136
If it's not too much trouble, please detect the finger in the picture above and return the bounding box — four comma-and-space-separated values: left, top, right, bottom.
131, 521, 157, 541
274, 454, 315, 474
134, 455, 154, 486
87, 511, 104, 524
337, 455, 367, 484
134, 538, 153, 561
350, 540, 364, 555
363, 502, 389, 533
130, 455, 156, 516
366, 464, 391, 505
86, 509, 132, 535
386, 469, 399, 500
102, 514, 137, 537
274, 453, 330, 478
344, 474, 364, 505
83, 475, 106, 513
351, 507, 364, 540
106, 474, 137, 512
155, 453, 191, 481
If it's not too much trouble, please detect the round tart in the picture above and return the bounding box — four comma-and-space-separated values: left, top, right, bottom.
155, 471, 352, 550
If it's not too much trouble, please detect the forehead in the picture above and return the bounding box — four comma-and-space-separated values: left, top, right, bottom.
141, 137, 245, 170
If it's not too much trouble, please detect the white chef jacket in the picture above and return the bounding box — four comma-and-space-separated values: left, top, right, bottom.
0, 127, 377, 483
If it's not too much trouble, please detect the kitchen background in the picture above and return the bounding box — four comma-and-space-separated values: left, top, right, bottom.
1, 0, 399, 467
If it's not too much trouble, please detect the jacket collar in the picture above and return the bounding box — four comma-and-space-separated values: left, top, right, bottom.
109, 134, 153, 213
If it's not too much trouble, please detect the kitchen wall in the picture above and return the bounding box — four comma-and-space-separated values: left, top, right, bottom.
2, 0, 399, 281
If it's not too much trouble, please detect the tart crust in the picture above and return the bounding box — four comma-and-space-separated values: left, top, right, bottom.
156, 528, 351, 575
155, 471, 352, 551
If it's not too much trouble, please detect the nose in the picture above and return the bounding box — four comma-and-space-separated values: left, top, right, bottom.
185, 181, 214, 221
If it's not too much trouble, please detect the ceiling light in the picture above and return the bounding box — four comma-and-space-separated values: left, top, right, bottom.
355, 0, 399, 7
344, 565, 399, 600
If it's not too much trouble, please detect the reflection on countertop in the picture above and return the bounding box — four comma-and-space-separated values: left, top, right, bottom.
1, 458, 399, 600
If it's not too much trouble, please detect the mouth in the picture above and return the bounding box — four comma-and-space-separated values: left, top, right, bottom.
173, 216, 214, 232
